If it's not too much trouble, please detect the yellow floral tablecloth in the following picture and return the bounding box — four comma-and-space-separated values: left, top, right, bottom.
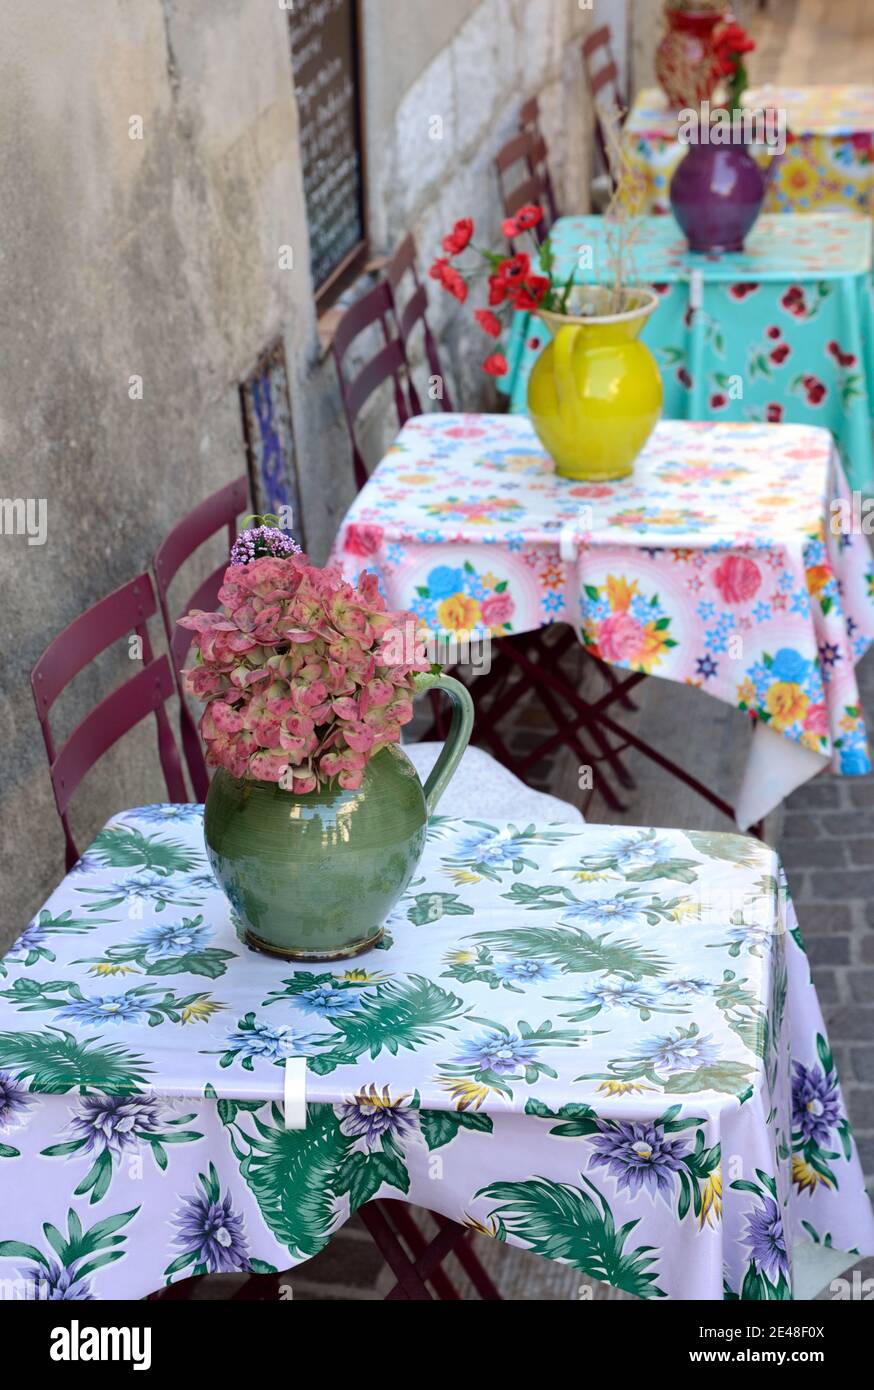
625, 85, 874, 216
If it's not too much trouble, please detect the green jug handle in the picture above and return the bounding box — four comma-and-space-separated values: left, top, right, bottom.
552, 322, 583, 433
412, 671, 474, 817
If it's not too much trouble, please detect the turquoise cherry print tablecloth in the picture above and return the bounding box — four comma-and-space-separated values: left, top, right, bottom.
331, 413, 874, 828
499, 213, 874, 491
1, 804, 872, 1301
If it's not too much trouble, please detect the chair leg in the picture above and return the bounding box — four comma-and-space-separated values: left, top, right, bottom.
360, 1202, 503, 1301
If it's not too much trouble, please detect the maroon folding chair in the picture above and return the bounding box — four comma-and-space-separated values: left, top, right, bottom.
581, 24, 626, 188
518, 96, 560, 228
385, 233, 454, 414
331, 278, 413, 492
153, 475, 250, 802
494, 129, 554, 244
31, 573, 189, 871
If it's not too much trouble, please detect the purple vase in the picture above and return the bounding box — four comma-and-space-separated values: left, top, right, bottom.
670, 141, 769, 254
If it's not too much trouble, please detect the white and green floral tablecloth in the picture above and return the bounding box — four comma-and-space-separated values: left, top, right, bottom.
1, 804, 871, 1301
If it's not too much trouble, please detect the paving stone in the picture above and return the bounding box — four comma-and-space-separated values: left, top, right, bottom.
821, 1006, 874, 1040
781, 812, 823, 838
847, 782, 874, 808
806, 935, 851, 967
816, 811, 873, 838
848, 971, 874, 1004
853, 1133, 874, 1178
781, 839, 847, 868
809, 968, 840, 1003
859, 936, 874, 965
847, 839, 874, 864
795, 781, 843, 809
797, 903, 854, 935
809, 870, 874, 901
844, 1089, 874, 1131
850, 1047, 874, 1084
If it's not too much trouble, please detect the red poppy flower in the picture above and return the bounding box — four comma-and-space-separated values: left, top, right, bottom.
482, 353, 509, 377
441, 218, 474, 256
501, 204, 543, 237
513, 275, 550, 311
494, 252, 531, 288
430, 257, 467, 303
474, 308, 502, 338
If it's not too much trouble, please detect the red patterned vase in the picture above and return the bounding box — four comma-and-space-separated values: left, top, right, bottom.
655, 7, 726, 109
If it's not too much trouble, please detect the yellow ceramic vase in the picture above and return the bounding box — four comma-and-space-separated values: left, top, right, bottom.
527, 288, 663, 481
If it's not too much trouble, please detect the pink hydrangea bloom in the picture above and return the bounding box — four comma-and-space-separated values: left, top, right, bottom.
180, 554, 429, 792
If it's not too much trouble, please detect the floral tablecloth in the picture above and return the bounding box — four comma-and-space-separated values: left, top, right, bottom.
332, 413, 874, 827
625, 85, 874, 216
500, 214, 874, 491
0, 804, 872, 1301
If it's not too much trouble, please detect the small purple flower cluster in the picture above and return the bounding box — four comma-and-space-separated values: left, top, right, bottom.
229, 525, 302, 566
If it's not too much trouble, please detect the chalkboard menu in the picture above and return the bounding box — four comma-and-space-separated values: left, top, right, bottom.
288, 0, 366, 302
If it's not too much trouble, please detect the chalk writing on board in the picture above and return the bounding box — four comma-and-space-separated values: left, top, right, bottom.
288, 0, 365, 293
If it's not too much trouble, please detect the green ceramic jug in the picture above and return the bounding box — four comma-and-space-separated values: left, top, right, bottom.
203, 673, 474, 961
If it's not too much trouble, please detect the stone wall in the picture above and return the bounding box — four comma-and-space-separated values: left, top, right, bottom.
0, 0, 622, 945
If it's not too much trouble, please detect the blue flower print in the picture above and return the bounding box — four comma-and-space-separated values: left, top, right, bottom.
427, 566, 465, 599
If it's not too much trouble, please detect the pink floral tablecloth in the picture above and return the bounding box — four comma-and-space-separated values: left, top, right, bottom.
331, 414, 874, 826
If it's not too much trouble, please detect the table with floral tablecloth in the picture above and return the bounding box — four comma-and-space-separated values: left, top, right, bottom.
500, 213, 874, 491
625, 85, 874, 216
0, 803, 872, 1301
332, 413, 874, 829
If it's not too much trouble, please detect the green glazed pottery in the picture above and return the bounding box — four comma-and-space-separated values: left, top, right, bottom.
203, 673, 474, 961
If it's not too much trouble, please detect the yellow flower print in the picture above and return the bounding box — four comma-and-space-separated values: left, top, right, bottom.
396, 472, 432, 485
606, 574, 639, 613
181, 998, 223, 1024
437, 593, 482, 632
638, 621, 672, 670
441, 1078, 490, 1111
806, 564, 832, 597
343, 968, 386, 983
596, 1080, 657, 1097
447, 869, 481, 887
792, 1154, 832, 1195
444, 949, 476, 966
766, 681, 809, 732
780, 156, 819, 201
349, 1082, 410, 1116
672, 897, 701, 923
699, 1169, 723, 1229
463, 1214, 499, 1237
88, 961, 139, 977
737, 678, 757, 705
839, 712, 860, 733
